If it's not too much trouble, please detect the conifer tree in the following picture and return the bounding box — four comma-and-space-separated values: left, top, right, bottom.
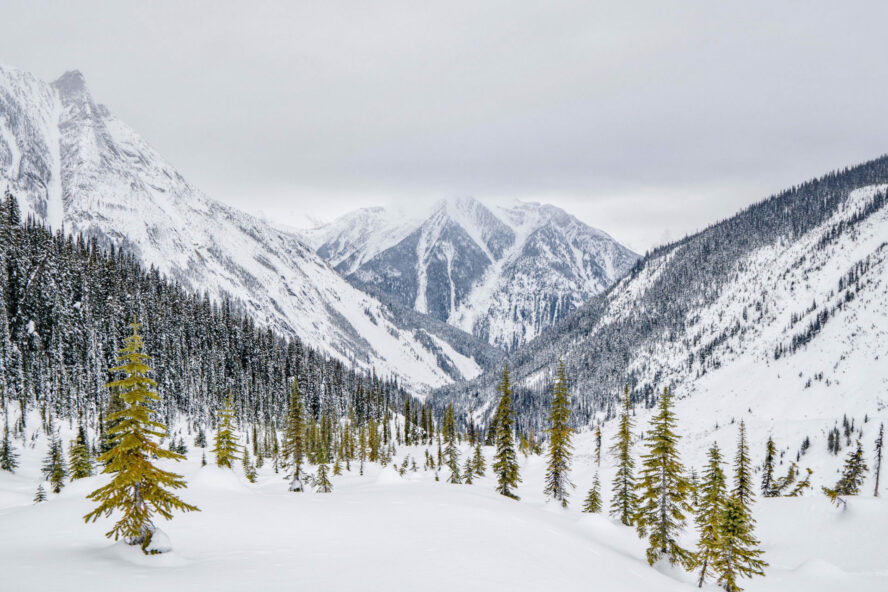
873, 423, 883, 497
635, 388, 693, 568
34, 484, 46, 504
212, 392, 240, 468
787, 468, 812, 497
0, 417, 18, 473
462, 457, 474, 484
492, 366, 520, 499
443, 404, 461, 484
69, 425, 93, 480
84, 318, 199, 551
689, 467, 700, 509
594, 424, 602, 466
242, 446, 257, 483
283, 378, 306, 482
760, 436, 777, 497
695, 443, 727, 588
544, 362, 573, 507
715, 423, 767, 591
194, 426, 207, 448
42, 435, 67, 494
582, 473, 602, 513
609, 386, 637, 526
315, 447, 333, 493
824, 439, 867, 501
471, 443, 486, 477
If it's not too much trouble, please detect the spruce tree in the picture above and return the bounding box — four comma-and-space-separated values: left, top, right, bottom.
873, 423, 883, 497
315, 447, 333, 493
582, 473, 602, 513
760, 436, 777, 497
462, 456, 474, 484
34, 484, 47, 504
492, 366, 520, 499
84, 318, 199, 551
635, 387, 693, 568
594, 424, 602, 466
283, 377, 306, 482
443, 404, 461, 484
544, 362, 573, 507
695, 443, 727, 588
824, 439, 867, 501
42, 435, 67, 494
609, 386, 637, 526
715, 422, 767, 591
242, 446, 257, 483
471, 443, 486, 477
212, 392, 240, 468
0, 417, 18, 473
69, 425, 93, 480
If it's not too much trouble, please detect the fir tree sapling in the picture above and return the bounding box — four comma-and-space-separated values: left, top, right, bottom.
84, 318, 199, 553
543, 362, 574, 507
69, 425, 93, 480
34, 484, 46, 504
0, 417, 18, 473
42, 435, 67, 494
582, 473, 602, 513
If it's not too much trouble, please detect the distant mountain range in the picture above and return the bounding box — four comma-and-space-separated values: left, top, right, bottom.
303, 197, 638, 350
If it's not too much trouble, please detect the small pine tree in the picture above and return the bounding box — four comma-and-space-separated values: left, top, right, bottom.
471, 443, 486, 477
42, 435, 67, 494
873, 423, 883, 497
212, 392, 240, 468
84, 318, 199, 551
0, 417, 19, 473
242, 447, 257, 483
594, 424, 602, 466
462, 457, 474, 484
316, 447, 333, 493
786, 468, 812, 497
610, 386, 638, 526
443, 404, 461, 484
582, 473, 602, 513
760, 436, 777, 497
493, 366, 521, 499
69, 425, 93, 480
695, 443, 727, 588
733, 421, 754, 508
34, 484, 47, 504
824, 439, 868, 501
201, 452, 207, 467
194, 426, 207, 448
635, 388, 694, 568
543, 362, 574, 507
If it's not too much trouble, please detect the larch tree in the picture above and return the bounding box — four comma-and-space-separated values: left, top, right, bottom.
609, 386, 638, 526
544, 362, 574, 507
582, 473, 602, 513
715, 422, 767, 591
695, 443, 727, 588
493, 365, 521, 499
212, 392, 240, 468
283, 378, 307, 485
635, 387, 694, 568
84, 318, 198, 553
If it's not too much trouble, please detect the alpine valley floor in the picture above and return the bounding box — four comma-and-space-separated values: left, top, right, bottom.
1, 414, 886, 592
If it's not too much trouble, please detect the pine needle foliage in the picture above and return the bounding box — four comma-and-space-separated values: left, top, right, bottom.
824, 439, 868, 500
471, 443, 486, 477
83, 318, 198, 550
760, 436, 777, 497
493, 365, 521, 499
213, 392, 240, 468
443, 404, 461, 484
609, 386, 638, 525
544, 362, 574, 507
34, 484, 46, 504
695, 443, 727, 588
0, 417, 18, 473
582, 473, 602, 513
283, 378, 307, 481
69, 424, 93, 480
42, 435, 67, 494
635, 387, 694, 568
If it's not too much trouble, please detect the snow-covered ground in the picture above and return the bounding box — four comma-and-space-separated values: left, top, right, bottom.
1, 409, 885, 591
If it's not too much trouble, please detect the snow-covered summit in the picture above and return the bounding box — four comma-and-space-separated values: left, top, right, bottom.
305, 196, 639, 350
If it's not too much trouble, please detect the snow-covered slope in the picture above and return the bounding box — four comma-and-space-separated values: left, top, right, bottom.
0, 64, 485, 391
304, 197, 639, 350
438, 157, 888, 430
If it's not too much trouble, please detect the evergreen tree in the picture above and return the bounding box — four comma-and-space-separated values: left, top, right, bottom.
462, 456, 474, 484
760, 436, 777, 497
0, 417, 18, 473
543, 362, 574, 507
283, 378, 307, 482
443, 404, 461, 484
635, 388, 693, 568
69, 424, 93, 480
492, 366, 520, 499
242, 446, 258, 483
582, 473, 602, 513
824, 439, 868, 501
84, 318, 199, 551
194, 426, 207, 449
786, 468, 812, 497
715, 423, 767, 591
695, 443, 727, 588
873, 423, 883, 497
594, 424, 602, 466
34, 484, 46, 504
42, 435, 67, 494
609, 386, 637, 526
212, 392, 240, 468
315, 448, 333, 493
471, 443, 486, 477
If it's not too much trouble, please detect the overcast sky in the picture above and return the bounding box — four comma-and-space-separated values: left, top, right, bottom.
2, 1, 887, 251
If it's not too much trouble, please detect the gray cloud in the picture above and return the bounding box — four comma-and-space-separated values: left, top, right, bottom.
2, 0, 887, 251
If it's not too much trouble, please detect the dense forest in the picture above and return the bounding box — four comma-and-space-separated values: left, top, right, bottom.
0, 191, 412, 432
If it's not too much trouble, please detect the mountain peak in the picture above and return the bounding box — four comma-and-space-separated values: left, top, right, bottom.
52, 70, 88, 96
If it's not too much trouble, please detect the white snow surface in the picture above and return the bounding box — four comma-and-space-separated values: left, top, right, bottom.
0, 63, 478, 391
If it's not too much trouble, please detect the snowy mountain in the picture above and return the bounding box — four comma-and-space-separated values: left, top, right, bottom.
438, 156, 888, 431
0, 64, 491, 391
304, 197, 639, 350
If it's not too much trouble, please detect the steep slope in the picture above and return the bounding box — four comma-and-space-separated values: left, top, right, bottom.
305, 197, 639, 350
436, 157, 888, 431
0, 64, 484, 391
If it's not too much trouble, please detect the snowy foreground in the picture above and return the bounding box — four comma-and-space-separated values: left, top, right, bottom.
1, 417, 887, 592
